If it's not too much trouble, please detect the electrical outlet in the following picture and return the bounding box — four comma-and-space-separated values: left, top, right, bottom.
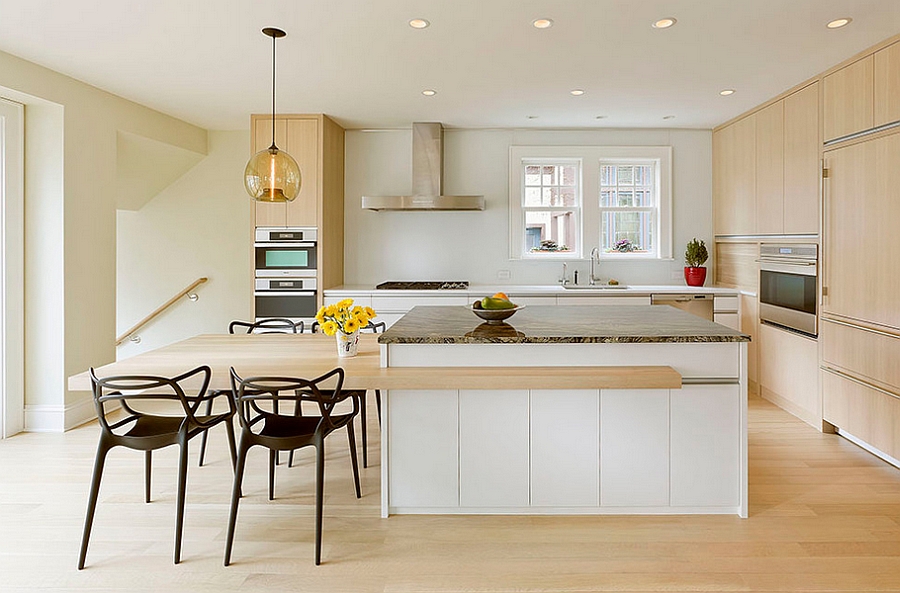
497, 269, 511, 280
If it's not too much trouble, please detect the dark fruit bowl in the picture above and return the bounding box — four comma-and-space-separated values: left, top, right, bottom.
470, 304, 524, 324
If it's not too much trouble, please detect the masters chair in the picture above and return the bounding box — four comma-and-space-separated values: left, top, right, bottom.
79, 366, 236, 569
224, 367, 361, 566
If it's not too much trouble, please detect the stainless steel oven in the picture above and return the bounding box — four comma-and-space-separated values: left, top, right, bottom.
254, 227, 317, 278
254, 277, 318, 322
759, 243, 818, 337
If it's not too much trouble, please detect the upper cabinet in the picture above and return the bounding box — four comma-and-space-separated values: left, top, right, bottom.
824, 55, 874, 142
824, 42, 900, 142
875, 41, 900, 128
713, 83, 819, 237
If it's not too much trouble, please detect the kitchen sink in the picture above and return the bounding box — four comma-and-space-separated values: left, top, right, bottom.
562, 284, 629, 290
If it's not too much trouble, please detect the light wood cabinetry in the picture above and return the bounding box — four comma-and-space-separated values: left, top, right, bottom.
713, 116, 756, 236
822, 369, 900, 461
713, 242, 758, 389
875, 42, 900, 128
758, 323, 819, 427
783, 82, 820, 234
823, 133, 900, 330
823, 55, 874, 142
755, 102, 784, 234
250, 114, 345, 307
822, 319, 900, 393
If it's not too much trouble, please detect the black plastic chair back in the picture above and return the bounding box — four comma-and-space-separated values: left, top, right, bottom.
311, 320, 384, 333
229, 318, 302, 334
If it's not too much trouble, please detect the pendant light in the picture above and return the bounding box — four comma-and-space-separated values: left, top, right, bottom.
244, 27, 301, 203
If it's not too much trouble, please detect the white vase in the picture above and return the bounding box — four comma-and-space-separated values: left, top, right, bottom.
336, 329, 360, 357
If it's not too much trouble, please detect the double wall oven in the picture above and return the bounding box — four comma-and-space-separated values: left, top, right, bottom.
254, 227, 317, 324
758, 243, 818, 338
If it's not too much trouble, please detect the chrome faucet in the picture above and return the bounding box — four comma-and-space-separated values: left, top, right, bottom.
559, 262, 569, 285
589, 247, 601, 285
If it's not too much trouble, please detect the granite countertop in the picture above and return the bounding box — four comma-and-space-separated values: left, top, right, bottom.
378, 305, 751, 344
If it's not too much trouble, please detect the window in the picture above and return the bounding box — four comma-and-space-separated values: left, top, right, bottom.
510, 146, 671, 260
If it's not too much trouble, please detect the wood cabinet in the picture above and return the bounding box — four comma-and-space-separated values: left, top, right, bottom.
783, 82, 820, 234
755, 102, 784, 234
758, 323, 819, 428
824, 55, 874, 142
875, 42, 900, 128
713, 116, 756, 236
823, 133, 900, 330
713, 242, 758, 390
250, 114, 345, 306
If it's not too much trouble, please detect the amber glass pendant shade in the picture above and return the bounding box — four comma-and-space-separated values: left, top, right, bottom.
244, 145, 301, 202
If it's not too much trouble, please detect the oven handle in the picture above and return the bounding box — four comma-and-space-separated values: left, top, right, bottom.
758, 261, 818, 276
756, 258, 817, 265
254, 291, 318, 297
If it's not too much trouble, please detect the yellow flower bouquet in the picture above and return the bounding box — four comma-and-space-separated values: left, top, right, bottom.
316, 299, 377, 357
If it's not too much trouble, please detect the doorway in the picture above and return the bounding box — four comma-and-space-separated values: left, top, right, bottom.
1, 97, 24, 438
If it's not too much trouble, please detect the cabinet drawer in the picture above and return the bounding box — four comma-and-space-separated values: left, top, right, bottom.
714, 296, 739, 313
822, 369, 900, 461
822, 319, 900, 392
560, 296, 651, 306
371, 295, 469, 311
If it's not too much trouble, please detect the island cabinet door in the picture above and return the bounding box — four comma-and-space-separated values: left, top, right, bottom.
530, 390, 600, 507
459, 390, 530, 507
670, 384, 741, 508
389, 390, 459, 508
600, 389, 670, 507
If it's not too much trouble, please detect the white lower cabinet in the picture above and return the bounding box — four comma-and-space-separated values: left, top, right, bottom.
670, 384, 741, 507
561, 296, 652, 306
388, 390, 459, 508
600, 389, 670, 506
459, 390, 530, 507
530, 390, 600, 507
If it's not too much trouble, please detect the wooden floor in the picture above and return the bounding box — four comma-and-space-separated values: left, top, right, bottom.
2, 396, 900, 592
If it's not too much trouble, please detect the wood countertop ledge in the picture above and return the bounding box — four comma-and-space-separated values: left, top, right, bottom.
68, 334, 682, 392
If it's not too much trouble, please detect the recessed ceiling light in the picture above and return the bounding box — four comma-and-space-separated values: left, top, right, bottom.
533, 18, 553, 29
422, 89, 436, 96
826, 17, 852, 29
595, 115, 607, 119
719, 89, 736, 96
652, 17, 677, 29
409, 18, 430, 29
570, 89, 585, 96
663, 115, 676, 120
526, 115, 539, 119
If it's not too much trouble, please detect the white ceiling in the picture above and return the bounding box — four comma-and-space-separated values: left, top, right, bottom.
2, 0, 900, 131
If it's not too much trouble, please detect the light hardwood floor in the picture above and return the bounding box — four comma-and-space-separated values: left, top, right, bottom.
2, 396, 900, 592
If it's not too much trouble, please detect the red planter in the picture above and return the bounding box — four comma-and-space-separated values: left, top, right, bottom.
684, 266, 707, 287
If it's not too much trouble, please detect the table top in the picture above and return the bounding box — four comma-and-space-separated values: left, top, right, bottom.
67, 333, 682, 392
379, 305, 750, 344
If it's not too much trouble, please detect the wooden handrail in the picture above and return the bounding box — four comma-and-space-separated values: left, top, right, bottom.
116, 277, 208, 346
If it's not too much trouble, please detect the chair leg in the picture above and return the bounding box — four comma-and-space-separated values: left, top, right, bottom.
197, 398, 215, 466
360, 391, 368, 468
225, 417, 237, 470
224, 435, 250, 566
346, 418, 362, 499
314, 441, 325, 566
78, 439, 111, 570
268, 449, 276, 501
375, 390, 382, 426
288, 397, 304, 468
144, 450, 152, 503
173, 435, 189, 564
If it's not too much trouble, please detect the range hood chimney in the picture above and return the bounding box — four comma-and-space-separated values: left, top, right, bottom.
361, 123, 485, 211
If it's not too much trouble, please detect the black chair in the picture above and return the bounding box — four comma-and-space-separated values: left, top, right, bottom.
197, 318, 303, 467
303, 320, 384, 468
224, 367, 361, 566
79, 366, 236, 569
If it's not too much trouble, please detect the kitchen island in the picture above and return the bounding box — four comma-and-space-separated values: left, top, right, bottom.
378, 305, 750, 518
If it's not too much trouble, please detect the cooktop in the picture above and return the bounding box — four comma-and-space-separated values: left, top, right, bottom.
376, 281, 469, 290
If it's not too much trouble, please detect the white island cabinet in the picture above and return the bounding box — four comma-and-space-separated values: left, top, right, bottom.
378, 305, 750, 518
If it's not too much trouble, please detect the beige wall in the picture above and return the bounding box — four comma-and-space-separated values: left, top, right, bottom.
0, 48, 207, 430
116, 131, 253, 357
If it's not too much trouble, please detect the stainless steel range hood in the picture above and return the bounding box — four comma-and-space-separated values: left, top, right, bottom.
361, 122, 484, 211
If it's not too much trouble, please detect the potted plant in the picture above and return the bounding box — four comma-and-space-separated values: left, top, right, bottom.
315, 299, 377, 357
684, 238, 709, 286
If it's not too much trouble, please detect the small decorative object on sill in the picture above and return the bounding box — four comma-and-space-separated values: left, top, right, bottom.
684, 237, 709, 287
612, 238, 635, 253
316, 299, 377, 358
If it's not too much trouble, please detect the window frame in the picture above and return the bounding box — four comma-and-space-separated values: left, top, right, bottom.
509, 146, 672, 261
517, 157, 583, 260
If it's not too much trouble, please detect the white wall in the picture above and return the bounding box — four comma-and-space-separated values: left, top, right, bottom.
344, 128, 712, 286
1, 48, 207, 431
116, 131, 253, 357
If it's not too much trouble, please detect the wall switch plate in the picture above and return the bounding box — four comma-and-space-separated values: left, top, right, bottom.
497, 269, 511, 280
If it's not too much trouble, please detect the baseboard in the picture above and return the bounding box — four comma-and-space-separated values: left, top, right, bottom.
760, 386, 821, 430
24, 396, 98, 432
837, 428, 900, 470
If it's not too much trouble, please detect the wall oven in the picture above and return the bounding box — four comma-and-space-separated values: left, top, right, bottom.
254, 227, 317, 278
758, 243, 818, 337
254, 227, 318, 324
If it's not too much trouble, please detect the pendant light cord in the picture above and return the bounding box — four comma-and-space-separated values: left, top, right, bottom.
270, 31, 277, 150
